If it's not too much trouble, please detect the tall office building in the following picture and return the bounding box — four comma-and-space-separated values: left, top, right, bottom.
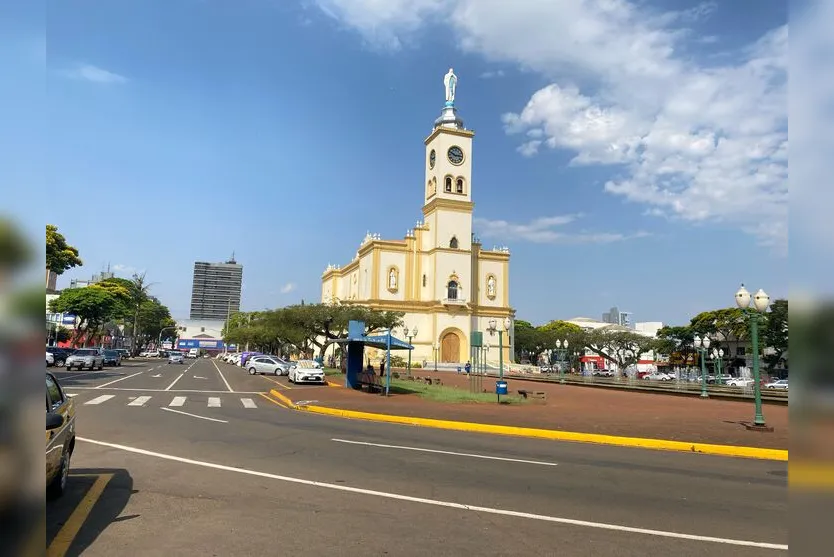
602, 306, 633, 328
189, 258, 243, 320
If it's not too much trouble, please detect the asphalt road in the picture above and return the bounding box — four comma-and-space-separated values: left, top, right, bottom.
46, 357, 788, 556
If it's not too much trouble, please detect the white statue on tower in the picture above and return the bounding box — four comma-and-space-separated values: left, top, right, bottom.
444, 68, 457, 105
389, 269, 397, 290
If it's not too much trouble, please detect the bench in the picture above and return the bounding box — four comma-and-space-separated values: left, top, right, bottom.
357, 372, 383, 393
517, 389, 547, 402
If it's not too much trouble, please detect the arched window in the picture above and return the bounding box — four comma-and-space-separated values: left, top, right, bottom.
447, 280, 459, 300
422, 274, 427, 287
456, 177, 464, 193
449, 236, 459, 249
444, 176, 452, 192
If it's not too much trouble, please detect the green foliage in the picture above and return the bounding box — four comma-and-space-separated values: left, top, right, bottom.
48, 287, 120, 344
513, 319, 584, 364
762, 299, 788, 369
46, 224, 82, 275
389, 355, 407, 368
136, 299, 176, 347
655, 325, 696, 363
689, 308, 748, 342
583, 328, 657, 370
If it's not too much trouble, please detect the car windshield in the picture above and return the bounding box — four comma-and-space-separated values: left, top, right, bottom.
74, 349, 95, 355
104, 350, 118, 356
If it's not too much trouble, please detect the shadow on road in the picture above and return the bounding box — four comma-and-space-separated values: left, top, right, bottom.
46, 467, 135, 557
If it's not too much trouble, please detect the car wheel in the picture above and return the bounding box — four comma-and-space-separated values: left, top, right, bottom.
55, 359, 65, 368
47, 449, 71, 499
248, 367, 257, 375
273, 368, 279, 376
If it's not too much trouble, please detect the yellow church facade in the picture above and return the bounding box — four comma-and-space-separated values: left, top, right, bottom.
321, 70, 515, 365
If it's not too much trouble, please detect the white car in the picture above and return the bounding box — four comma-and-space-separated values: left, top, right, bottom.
765, 379, 788, 390
289, 364, 325, 384
642, 372, 673, 381
726, 378, 755, 388
46, 352, 54, 366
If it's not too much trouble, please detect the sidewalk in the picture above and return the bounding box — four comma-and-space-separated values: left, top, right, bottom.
284, 370, 788, 451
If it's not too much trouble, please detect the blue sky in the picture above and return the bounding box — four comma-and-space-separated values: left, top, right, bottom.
4, 0, 792, 325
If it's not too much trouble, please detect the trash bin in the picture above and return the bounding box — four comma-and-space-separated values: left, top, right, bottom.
495, 380, 508, 396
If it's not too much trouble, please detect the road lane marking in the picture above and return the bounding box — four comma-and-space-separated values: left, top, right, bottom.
76, 437, 788, 552
84, 395, 115, 405
241, 398, 257, 408
258, 392, 289, 409
169, 396, 187, 407
66, 393, 77, 398
64, 387, 264, 393
331, 438, 558, 466
128, 396, 152, 407
212, 360, 234, 392
47, 473, 113, 557
207, 397, 221, 408
261, 376, 292, 389
161, 407, 228, 423
95, 371, 144, 389
165, 360, 199, 391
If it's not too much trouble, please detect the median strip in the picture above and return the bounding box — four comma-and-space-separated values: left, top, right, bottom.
268, 389, 787, 461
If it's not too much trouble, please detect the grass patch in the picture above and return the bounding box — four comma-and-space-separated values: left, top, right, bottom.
388, 378, 524, 404
323, 367, 343, 376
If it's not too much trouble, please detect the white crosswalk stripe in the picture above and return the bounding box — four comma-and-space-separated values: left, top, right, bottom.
85, 395, 115, 405
128, 396, 152, 407
241, 398, 257, 409
207, 397, 221, 408
169, 396, 187, 407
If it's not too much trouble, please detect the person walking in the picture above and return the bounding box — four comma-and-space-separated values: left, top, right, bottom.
379, 359, 385, 377
465, 360, 471, 374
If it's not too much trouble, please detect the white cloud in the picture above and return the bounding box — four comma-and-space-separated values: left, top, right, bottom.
474, 214, 649, 245
480, 69, 504, 79
112, 264, 144, 276
61, 63, 127, 84
312, 0, 788, 253
280, 282, 296, 294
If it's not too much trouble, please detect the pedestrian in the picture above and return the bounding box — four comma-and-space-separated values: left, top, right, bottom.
379, 359, 385, 377
465, 360, 471, 374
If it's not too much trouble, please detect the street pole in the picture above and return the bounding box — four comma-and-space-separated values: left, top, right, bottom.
699, 347, 708, 398
433, 343, 438, 372
749, 309, 766, 426
498, 330, 504, 381
385, 330, 392, 396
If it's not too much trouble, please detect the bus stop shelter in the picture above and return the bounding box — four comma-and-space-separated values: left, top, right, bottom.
331, 320, 413, 394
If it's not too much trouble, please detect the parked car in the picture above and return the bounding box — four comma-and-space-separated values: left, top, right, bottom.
46, 351, 54, 367
765, 379, 788, 390
726, 377, 755, 387
102, 350, 122, 367
168, 351, 185, 364
46, 347, 74, 368
115, 348, 130, 360
46, 372, 76, 498
65, 348, 104, 371
246, 355, 292, 376
289, 362, 325, 384
642, 372, 673, 381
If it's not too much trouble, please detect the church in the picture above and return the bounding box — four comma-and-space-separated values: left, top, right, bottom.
321, 69, 515, 366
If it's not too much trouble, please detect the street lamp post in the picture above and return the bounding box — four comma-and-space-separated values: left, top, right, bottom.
711, 348, 725, 384
432, 342, 438, 372
403, 326, 418, 377
487, 317, 511, 380
694, 335, 711, 398
555, 339, 568, 384
736, 284, 770, 428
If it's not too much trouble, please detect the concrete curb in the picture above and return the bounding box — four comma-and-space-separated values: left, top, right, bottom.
267, 389, 787, 461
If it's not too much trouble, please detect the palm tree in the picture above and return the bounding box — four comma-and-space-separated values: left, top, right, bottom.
128, 273, 154, 352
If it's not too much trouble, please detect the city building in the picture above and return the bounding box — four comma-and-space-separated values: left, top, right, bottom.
602, 306, 633, 328
320, 69, 515, 365
175, 319, 231, 354
189, 258, 243, 320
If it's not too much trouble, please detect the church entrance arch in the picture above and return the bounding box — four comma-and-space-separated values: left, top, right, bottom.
439, 329, 463, 363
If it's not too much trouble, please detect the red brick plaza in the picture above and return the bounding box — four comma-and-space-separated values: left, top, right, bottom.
283, 369, 788, 450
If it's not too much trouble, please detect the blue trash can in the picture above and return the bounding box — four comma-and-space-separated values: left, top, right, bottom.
495, 381, 508, 395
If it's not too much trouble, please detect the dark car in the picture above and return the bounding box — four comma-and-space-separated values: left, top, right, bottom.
46, 347, 74, 368
102, 350, 122, 367
46, 372, 76, 498
115, 348, 130, 360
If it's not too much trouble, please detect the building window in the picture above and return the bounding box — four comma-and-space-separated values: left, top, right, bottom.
447, 280, 459, 300
456, 177, 464, 193
444, 176, 452, 192
449, 236, 459, 249
201, 327, 205, 332
422, 274, 427, 287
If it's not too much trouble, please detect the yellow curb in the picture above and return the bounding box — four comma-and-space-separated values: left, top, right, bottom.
790, 463, 834, 490
269, 389, 297, 408
259, 392, 289, 409
326, 380, 341, 388
277, 397, 788, 461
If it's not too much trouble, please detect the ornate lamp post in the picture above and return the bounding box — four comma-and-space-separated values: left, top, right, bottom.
694, 335, 711, 398
555, 339, 568, 384
735, 284, 770, 428
432, 342, 438, 372
711, 348, 725, 384
403, 326, 418, 377
487, 317, 511, 380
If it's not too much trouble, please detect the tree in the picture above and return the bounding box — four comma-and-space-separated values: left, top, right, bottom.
91, 277, 133, 318
655, 325, 696, 366
583, 327, 657, 373
512, 320, 541, 363
48, 287, 120, 346
135, 298, 176, 349
46, 225, 83, 279
689, 308, 748, 349
762, 299, 788, 369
